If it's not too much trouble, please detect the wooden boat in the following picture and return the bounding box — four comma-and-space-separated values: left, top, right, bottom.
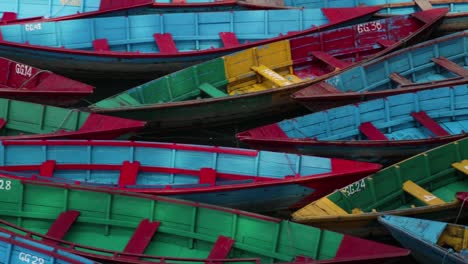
378, 215, 468, 264
0, 98, 146, 140
292, 30, 468, 112
0, 7, 381, 81
0, 228, 96, 264
87, 9, 447, 130
237, 85, 468, 164
0, 57, 94, 106
291, 137, 468, 237
0, 176, 410, 264
0, 0, 245, 25
239, 0, 468, 34
0, 139, 381, 212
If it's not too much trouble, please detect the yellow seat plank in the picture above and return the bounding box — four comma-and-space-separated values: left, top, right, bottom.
452, 159, 468, 175
284, 74, 303, 84
251, 64, 293, 87
402, 180, 445, 206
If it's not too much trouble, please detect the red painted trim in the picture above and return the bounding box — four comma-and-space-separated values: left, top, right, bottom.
1, 140, 259, 156
0, 220, 262, 263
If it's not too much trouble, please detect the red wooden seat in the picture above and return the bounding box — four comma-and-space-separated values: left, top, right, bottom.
310, 51, 351, 69
154, 33, 178, 54
118, 161, 140, 187
123, 219, 160, 258
1, 12, 17, 23
207, 236, 235, 263
43, 210, 80, 245
0, 118, 6, 130
411, 111, 450, 137
199, 168, 216, 185
219, 32, 240, 48
359, 122, 389, 140
92, 39, 110, 52
377, 39, 396, 48
40, 160, 56, 177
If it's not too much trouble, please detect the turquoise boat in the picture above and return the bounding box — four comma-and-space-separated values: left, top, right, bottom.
379, 215, 468, 264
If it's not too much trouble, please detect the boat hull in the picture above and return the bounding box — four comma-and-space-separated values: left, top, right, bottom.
379, 217, 468, 264
0, 8, 378, 81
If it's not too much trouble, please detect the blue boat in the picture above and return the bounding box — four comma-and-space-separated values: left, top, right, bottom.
267, 0, 468, 34
0, 0, 247, 24
378, 215, 468, 264
0, 139, 381, 213
0, 228, 95, 264
238, 85, 468, 164
293, 30, 468, 112
0, 6, 380, 80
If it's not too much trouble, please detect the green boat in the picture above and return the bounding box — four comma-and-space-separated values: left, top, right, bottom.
0, 177, 410, 263
292, 137, 468, 237
0, 98, 145, 140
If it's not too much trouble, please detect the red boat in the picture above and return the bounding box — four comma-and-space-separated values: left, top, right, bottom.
0, 57, 94, 106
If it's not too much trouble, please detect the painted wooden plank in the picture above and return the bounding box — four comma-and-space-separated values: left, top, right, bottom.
414, 0, 433, 11
402, 180, 445, 206
118, 161, 140, 187
389, 72, 413, 85
432, 57, 468, 77
310, 51, 351, 69
452, 160, 468, 175
411, 111, 450, 137
377, 39, 396, 48
0, 12, 17, 23
199, 168, 217, 185
310, 197, 349, 216
43, 210, 80, 245
153, 33, 178, 54
199, 83, 227, 98
207, 235, 235, 261
123, 219, 160, 257
359, 122, 389, 140
92, 39, 110, 52
0, 118, 6, 130
219, 32, 240, 48
39, 160, 56, 177
251, 64, 293, 87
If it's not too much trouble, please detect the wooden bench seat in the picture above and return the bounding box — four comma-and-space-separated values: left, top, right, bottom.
199, 168, 217, 185
207, 236, 235, 261
40, 160, 56, 177
377, 39, 396, 48
251, 64, 294, 87
199, 83, 227, 98
414, 0, 433, 10
310, 51, 351, 70
219, 32, 240, 48
411, 111, 450, 137
304, 197, 349, 216
403, 180, 445, 206
154, 33, 178, 54
92, 39, 110, 52
359, 122, 389, 140
432, 57, 468, 77
389, 72, 413, 86
452, 160, 468, 175
123, 219, 160, 259
43, 210, 80, 245
118, 161, 140, 187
